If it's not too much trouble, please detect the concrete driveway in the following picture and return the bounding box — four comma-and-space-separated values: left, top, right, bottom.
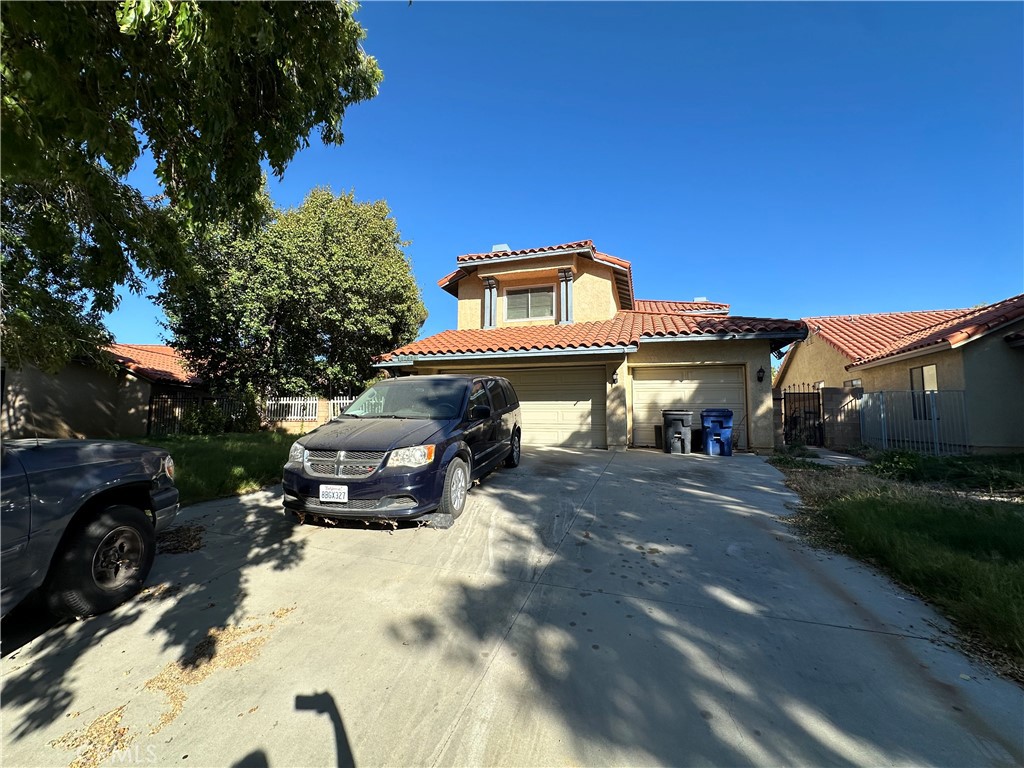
2, 448, 1021, 767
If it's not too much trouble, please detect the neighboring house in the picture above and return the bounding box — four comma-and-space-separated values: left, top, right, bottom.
2, 344, 201, 440
376, 239, 806, 450
775, 293, 1024, 452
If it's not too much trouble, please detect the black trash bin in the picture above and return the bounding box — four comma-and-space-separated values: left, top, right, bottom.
662, 410, 693, 455
700, 408, 734, 456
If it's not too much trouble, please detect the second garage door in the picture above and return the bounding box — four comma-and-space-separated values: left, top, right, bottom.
450, 367, 607, 448
631, 366, 747, 448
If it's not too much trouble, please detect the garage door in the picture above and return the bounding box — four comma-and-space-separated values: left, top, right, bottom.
443, 367, 607, 448
631, 366, 747, 448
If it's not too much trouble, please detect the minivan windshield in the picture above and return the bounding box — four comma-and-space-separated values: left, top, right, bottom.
341, 378, 470, 420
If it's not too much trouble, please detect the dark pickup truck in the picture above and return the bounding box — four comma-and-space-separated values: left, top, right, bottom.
1, 439, 179, 618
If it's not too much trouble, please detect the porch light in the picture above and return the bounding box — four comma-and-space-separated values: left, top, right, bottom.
612, 371, 619, 385
757, 366, 766, 383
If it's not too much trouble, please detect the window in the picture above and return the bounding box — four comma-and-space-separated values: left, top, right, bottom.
501, 380, 519, 408
466, 381, 490, 419
910, 364, 938, 419
506, 286, 554, 321
486, 379, 508, 411
843, 378, 862, 388
813, 381, 825, 390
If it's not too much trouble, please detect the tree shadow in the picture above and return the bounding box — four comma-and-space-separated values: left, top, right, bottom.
387, 449, 1024, 765
0, 485, 309, 739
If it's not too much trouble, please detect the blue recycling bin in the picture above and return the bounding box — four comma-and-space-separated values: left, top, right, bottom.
701, 408, 734, 457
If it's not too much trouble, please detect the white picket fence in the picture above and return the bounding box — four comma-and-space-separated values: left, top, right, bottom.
329, 397, 355, 418
264, 397, 319, 422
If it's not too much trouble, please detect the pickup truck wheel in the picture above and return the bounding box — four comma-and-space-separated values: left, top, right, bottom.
47, 505, 156, 618
437, 457, 469, 521
505, 431, 522, 468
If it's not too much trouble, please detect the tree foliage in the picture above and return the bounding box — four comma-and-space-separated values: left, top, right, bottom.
1, 0, 382, 372
160, 188, 427, 397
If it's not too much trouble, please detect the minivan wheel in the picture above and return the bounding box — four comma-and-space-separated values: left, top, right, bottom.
47, 504, 155, 618
505, 431, 522, 468
438, 457, 469, 520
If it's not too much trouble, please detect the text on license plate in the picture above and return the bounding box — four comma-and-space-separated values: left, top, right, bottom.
319, 485, 348, 503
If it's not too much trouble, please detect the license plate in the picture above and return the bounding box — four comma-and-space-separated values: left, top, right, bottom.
319, 485, 348, 503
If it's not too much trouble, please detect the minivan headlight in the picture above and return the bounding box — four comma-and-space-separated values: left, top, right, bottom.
288, 441, 306, 463
388, 444, 436, 468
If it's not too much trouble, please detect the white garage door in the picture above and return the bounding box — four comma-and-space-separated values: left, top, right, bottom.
631, 366, 747, 448
444, 367, 607, 448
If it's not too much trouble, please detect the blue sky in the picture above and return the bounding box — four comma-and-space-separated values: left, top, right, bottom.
110, 1, 1023, 344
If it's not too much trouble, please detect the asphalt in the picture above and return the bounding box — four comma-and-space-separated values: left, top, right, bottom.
1, 448, 1021, 767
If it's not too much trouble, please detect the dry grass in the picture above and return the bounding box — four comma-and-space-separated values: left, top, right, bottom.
773, 459, 1024, 682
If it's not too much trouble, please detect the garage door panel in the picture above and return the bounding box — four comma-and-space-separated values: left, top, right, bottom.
632, 366, 746, 448
440, 367, 606, 448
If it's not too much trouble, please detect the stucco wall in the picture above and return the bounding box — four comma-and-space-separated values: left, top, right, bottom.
456, 278, 484, 330
962, 319, 1024, 450
2, 363, 152, 439
454, 254, 619, 330
626, 339, 775, 450
856, 348, 966, 392
573, 260, 618, 322
776, 335, 853, 389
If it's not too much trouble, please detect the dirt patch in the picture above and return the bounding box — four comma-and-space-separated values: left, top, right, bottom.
157, 524, 206, 554
49, 705, 131, 768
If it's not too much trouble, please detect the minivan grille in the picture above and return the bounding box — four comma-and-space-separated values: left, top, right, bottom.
304, 450, 386, 478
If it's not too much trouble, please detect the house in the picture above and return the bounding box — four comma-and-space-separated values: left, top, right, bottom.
376, 240, 806, 451
775, 293, 1024, 452
1, 344, 201, 439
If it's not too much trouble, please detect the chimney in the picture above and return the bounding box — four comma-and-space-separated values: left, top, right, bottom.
693, 296, 708, 302
491, 244, 510, 252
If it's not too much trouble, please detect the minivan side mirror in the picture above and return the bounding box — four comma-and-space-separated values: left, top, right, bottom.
470, 405, 491, 420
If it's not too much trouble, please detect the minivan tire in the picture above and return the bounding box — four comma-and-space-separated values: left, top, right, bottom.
505, 431, 521, 468
437, 457, 469, 520
47, 504, 155, 618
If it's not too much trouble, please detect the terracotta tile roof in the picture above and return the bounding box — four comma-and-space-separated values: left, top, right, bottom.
106, 344, 200, 385
803, 310, 967, 362
441, 239, 635, 310
457, 239, 601, 263
851, 293, 1024, 366
378, 312, 805, 362
634, 299, 730, 315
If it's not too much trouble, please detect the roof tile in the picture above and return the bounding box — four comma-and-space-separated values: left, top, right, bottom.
633, 299, 730, 315
379, 311, 805, 361
106, 344, 199, 385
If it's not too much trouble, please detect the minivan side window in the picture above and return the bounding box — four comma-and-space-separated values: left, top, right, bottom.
467, 381, 489, 418
500, 380, 519, 408
486, 379, 508, 411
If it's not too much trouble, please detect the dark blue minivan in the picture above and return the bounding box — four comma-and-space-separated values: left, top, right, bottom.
282, 375, 522, 526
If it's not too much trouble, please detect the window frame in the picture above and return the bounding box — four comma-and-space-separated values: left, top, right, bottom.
503, 284, 556, 322
910, 364, 938, 420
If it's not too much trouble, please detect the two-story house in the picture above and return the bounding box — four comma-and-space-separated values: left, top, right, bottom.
376, 240, 806, 451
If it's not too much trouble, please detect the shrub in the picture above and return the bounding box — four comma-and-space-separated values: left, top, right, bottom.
180, 400, 226, 435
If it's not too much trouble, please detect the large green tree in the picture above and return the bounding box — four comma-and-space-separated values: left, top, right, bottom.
1, 0, 381, 372
160, 187, 427, 396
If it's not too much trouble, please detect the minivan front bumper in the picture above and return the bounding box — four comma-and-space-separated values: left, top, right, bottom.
282, 464, 445, 520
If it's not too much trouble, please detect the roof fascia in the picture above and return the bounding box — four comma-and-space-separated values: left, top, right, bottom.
848, 341, 953, 371
376, 344, 638, 367
640, 331, 807, 343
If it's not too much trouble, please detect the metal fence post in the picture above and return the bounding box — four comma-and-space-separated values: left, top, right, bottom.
879, 391, 888, 450
929, 391, 940, 455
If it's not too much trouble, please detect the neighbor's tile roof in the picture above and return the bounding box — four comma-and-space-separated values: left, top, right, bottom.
851, 293, 1024, 366
633, 299, 730, 315
378, 312, 805, 361
803, 310, 967, 362
457, 239, 603, 263
106, 344, 199, 385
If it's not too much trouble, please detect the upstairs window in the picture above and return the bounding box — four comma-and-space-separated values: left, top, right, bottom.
506, 286, 554, 321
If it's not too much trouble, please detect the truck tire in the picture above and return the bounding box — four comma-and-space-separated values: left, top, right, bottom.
47, 504, 156, 618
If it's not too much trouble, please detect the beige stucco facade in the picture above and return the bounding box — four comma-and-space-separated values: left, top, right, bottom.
777, 317, 1024, 452
2, 362, 153, 439
455, 254, 620, 329
775, 333, 857, 389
